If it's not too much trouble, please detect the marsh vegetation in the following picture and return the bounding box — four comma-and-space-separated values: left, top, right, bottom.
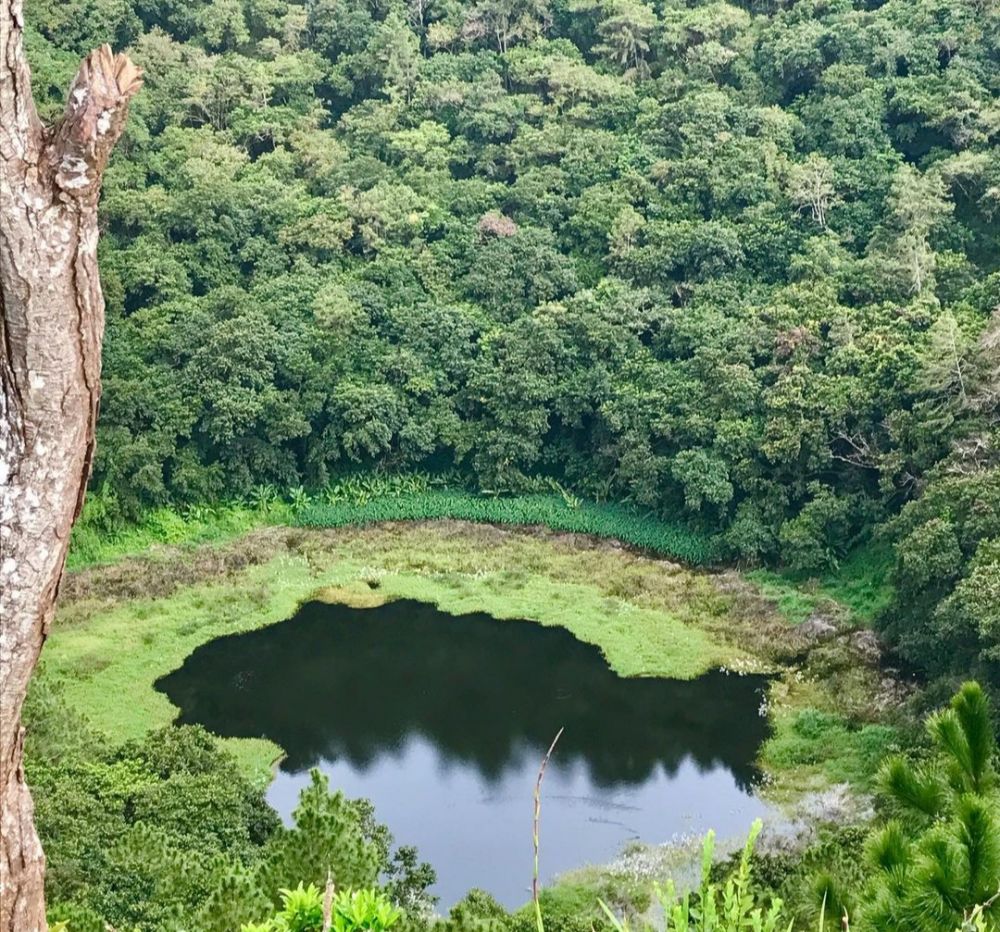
31, 519, 931, 927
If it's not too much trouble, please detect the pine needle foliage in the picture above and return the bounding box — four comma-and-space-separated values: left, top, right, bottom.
882, 757, 947, 818
930, 684, 996, 796
861, 682, 1000, 932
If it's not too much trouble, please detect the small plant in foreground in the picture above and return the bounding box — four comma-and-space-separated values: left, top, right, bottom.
243, 883, 324, 932
534, 729, 565, 932
241, 882, 401, 932
332, 888, 403, 932
958, 888, 1000, 932
597, 820, 791, 932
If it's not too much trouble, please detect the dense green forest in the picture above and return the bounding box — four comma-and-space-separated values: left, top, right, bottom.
25, 0, 1000, 691
18, 0, 1000, 926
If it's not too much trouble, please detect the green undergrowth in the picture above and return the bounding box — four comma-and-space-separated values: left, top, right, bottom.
296, 493, 717, 564
763, 707, 900, 790
45, 523, 744, 785
67, 485, 717, 571
759, 667, 906, 798
67, 501, 292, 570
741, 573, 819, 626
745, 542, 894, 625
815, 543, 895, 622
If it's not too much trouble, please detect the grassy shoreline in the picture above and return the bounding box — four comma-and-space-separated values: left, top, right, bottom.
68, 489, 890, 624
45, 514, 903, 798
49, 521, 746, 783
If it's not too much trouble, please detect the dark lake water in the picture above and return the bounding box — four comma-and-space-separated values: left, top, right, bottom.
157, 599, 771, 908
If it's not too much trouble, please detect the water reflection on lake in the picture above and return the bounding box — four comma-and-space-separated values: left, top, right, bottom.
157, 598, 771, 907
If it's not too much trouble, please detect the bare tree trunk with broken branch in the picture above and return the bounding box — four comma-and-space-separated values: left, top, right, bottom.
0, 1, 140, 928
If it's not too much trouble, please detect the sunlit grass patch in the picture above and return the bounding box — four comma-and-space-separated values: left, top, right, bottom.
743, 571, 821, 625
817, 542, 894, 622
763, 706, 899, 791
760, 672, 902, 798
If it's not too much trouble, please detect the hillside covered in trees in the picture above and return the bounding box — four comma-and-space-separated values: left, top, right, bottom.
24, 0, 1000, 754
8, 0, 1000, 928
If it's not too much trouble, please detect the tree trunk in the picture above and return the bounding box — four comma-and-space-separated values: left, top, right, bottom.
0, 2, 140, 928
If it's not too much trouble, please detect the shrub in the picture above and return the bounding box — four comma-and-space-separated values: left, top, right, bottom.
596, 820, 788, 932
242, 883, 402, 932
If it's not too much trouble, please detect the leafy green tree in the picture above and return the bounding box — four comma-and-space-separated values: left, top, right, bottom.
882, 470, 1000, 682
873, 165, 953, 296
373, 12, 422, 103
28, 723, 279, 930
196, 0, 251, 50
462, 0, 551, 53
917, 312, 975, 413
777, 484, 853, 574
30, 707, 434, 932
570, 0, 657, 78
670, 448, 733, 515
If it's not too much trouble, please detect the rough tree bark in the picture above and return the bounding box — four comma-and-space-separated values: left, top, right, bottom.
0, 2, 140, 928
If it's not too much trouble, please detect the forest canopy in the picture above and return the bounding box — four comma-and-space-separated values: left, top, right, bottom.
23, 0, 1000, 687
